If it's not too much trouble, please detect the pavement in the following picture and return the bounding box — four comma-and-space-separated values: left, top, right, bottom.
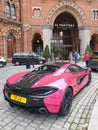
78, 61, 98, 130
0, 61, 98, 130
88, 99, 98, 130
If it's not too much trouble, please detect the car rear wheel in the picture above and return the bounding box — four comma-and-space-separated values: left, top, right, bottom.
15, 62, 20, 65
0, 62, 4, 67
59, 88, 73, 116
39, 61, 43, 64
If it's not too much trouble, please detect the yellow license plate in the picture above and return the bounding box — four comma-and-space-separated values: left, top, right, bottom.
92, 59, 98, 61
10, 94, 27, 104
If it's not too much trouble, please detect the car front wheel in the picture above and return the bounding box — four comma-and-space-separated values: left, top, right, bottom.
59, 87, 73, 116
0, 62, 4, 67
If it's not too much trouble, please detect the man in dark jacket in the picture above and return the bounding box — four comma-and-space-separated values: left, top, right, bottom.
26, 53, 34, 69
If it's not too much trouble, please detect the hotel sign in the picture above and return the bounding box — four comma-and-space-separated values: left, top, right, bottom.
54, 23, 75, 28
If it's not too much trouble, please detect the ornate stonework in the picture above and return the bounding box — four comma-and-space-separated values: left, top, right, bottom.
46, 1, 86, 27
0, 28, 21, 39
4, 0, 18, 7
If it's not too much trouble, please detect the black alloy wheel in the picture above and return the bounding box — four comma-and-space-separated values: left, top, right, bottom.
39, 60, 43, 64
0, 62, 4, 67
59, 87, 73, 116
15, 61, 20, 66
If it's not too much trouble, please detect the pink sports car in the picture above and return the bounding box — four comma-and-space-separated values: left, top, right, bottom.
3, 62, 91, 116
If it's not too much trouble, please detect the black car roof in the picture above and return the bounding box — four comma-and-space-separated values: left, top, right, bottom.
44, 62, 70, 67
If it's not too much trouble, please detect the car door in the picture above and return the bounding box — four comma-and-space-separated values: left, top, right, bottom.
69, 65, 88, 90
67, 65, 81, 95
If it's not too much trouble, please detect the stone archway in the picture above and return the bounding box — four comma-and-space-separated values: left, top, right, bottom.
44, 1, 87, 57
32, 32, 43, 55
43, 1, 87, 56
46, 1, 86, 27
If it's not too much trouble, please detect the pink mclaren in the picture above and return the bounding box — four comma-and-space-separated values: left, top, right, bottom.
3, 62, 91, 116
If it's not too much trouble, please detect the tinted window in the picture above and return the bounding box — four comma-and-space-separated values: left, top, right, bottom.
13, 52, 29, 58
13, 53, 20, 57
65, 65, 83, 73
20, 52, 29, 57
31, 52, 39, 57
69, 65, 78, 72
35, 65, 59, 72
91, 52, 98, 58
94, 52, 98, 55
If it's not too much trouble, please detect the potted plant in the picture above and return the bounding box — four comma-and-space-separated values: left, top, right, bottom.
43, 45, 50, 61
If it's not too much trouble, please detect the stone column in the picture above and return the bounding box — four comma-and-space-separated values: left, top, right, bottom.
79, 27, 90, 55
43, 25, 52, 51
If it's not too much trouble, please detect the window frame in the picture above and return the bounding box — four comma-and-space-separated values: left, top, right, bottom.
32, 7, 41, 18
6, 2, 11, 18
11, 3, 16, 19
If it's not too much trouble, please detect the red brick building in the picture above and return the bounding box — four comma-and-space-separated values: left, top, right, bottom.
0, 0, 98, 62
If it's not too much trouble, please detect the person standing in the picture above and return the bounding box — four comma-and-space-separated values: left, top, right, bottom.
26, 53, 34, 69
73, 51, 78, 64
26, 56, 30, 69
84, 52, 90, 67
77, 52, 80, 62
29, 53, 34, 68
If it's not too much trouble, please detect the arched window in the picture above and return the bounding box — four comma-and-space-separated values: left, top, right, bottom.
11, 4, 16, 19
7, 33, 16, 58
6, 2, 11, 18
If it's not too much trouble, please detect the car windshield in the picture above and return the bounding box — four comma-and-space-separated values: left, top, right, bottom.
13, 52, 29, 58
32, 65, 59, 73
31, 52, 39, 57
13, 53, 20, 57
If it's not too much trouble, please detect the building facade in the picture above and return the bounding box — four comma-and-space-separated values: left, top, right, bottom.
0, 0, 98, 62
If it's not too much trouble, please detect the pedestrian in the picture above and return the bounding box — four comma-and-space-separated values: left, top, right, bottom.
73, 51, 78, 64
77, 52, 80, 62
84, 52, 90, 67
29, 53, 34, 68
26, 53, 34, 69
26, 56, 30, 69
49, 53, 53, 62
